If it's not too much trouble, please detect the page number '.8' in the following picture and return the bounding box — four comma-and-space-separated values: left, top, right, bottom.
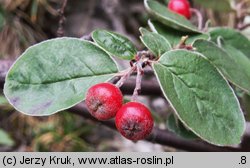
240, 156, 246, 164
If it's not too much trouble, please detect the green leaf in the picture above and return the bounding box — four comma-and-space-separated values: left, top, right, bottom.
0, 129, 15, 146
210, 28, 250, 58
148, 20, 209, 47
144, 0, 200, 33
139, 27, 171, 57
223, 44, 250, 93
193, 0, 232, 12
4, 38, 118, 116
92, 29, 137, 60
167, 114, 198, 140
153, 50, 245, 145
139, 27, 151, 36
193, 39, 250, 94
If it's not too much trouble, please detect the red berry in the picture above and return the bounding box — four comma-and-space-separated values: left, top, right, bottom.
168, 0, 191, 19
85, 83, 123, 120
115, 102, 154, 140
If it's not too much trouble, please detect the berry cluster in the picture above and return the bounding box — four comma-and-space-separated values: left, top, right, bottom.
85, 83, 154, 141
168, 0, 191, 19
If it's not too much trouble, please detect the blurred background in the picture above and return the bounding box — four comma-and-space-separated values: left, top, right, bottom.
0, 0, 249, 152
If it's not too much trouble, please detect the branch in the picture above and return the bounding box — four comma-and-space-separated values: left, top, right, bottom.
57, 0, 68, 37
120, 77, 162, 96
235, 0, 250, 30
238, 23, 250, 30
0, 59, 250, 151
69, 103, 248, 152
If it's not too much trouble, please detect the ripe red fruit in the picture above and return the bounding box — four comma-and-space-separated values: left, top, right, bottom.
115, 102, 154, 140
85, 83, 123, 120
168, 0, 191, 19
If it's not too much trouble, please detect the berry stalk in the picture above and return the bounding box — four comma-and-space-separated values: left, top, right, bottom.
131, 62, 143, 102
115, 66, 136, 88
190, 8, 203, 31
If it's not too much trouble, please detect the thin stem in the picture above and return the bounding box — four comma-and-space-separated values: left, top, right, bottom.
236, 0, 249, 15
238, 23, 250, 30
137, 50, 156, 61
57, 0, 68, 37
115, 67, 136, 88
217, 36, 223, 48
235, 0, 250, 29
203, 20, 211, 32
175, 36, 194, 50
190, 8, 203, 31
177, 36, 188, 47
81, 34, 93, 41
131, 63, 143, 101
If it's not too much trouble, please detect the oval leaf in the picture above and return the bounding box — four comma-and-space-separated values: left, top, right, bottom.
148, 20, 208, 47
153, 50, 245, 145
144, 0, 200, 33
193, 39, 250, 94
209, 28, 250, 58
139, 27, 171, 57
167, 114, 198, 140
4, 38, 118, 116
193, 0, 232, 12
92, 29, 137, 60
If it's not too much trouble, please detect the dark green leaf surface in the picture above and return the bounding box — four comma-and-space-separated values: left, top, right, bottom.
153, 50, 245, 145
4, 38, 118, 116
167, 114, 198, 140
148, 20, 208, 47
209, 28, 250, 58
193, 39, 250, 94
193, 0, 232, 11
139, 27, 171, 57
92, 29, 137, 60
144, 0, 200, 33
